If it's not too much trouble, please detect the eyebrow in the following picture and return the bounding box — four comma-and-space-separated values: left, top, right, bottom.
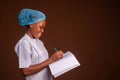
39, 25, 45, 28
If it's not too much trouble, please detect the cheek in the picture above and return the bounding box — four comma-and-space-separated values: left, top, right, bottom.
32, 26, 43, 35
34, 29, 42, 36
32, 27, 39, 33
36, 27, 41, 32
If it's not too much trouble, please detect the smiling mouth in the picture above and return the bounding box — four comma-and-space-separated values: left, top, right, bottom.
38, 32, 42, 36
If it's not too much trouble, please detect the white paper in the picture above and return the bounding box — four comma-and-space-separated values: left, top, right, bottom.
49, 51, 80, 77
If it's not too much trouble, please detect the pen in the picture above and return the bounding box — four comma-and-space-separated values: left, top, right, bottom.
53, 48, 58, 52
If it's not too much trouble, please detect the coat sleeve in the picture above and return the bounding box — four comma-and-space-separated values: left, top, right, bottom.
15, 40, 32, 68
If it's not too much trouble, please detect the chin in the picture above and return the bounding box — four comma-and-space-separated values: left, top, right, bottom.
36, 35, 42, 39
34, 33, 42, 39
35, 36, 40, 39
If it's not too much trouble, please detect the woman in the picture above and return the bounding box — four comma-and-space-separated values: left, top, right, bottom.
14, 8, 63, 80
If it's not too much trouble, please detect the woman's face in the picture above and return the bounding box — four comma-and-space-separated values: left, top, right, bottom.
30, 20, 46, 39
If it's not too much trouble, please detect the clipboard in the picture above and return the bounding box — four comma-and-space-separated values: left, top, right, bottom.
49, 51, 80, 77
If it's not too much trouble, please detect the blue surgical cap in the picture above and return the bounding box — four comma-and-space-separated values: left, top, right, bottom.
18, 8, 46, 26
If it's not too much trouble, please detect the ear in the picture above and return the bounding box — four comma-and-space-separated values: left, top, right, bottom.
30, 24, 34, 28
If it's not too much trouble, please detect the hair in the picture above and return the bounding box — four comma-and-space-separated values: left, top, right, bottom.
25, 25, 30, 28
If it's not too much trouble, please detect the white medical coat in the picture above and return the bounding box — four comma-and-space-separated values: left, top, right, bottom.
15, 34, 52, 80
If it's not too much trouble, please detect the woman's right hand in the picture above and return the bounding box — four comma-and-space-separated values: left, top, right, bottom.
49, 50, 64, 63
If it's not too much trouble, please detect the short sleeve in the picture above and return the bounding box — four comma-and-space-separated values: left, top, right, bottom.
15, 40, 32, 68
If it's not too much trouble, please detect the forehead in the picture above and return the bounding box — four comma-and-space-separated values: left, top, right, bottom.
35, 20, 46, 26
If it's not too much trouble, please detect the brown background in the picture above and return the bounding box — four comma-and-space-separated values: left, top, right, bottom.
0, 0, 119, 80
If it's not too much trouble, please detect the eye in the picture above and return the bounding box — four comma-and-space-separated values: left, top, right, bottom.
39, 26, 44, 30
